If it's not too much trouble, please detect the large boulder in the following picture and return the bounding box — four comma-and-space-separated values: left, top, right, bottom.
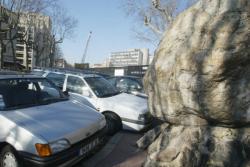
144, 126, 250, 167
145, 0, 250, 126
143, 0, 250, 166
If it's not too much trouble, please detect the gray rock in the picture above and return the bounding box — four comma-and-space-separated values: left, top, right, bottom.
137, 124, 169, 150
144, 0, 250, 126
144, 126, 250, 167
143, 0, 250, 166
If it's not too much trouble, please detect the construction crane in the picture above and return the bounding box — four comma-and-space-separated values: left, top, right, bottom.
81, 31, 92, 63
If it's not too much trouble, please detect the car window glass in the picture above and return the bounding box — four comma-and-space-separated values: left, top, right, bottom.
66, 76, 86, 94
0, 78, 66, 110
46, 73, 65, 88
39, 81, 61, 97
107, 78, 117, 86
117, 78, 141, 92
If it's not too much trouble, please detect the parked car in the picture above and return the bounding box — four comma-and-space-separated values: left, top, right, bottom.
44, 71, 152, 135
106, 76, 147, 98
30, 68, 47, 76
0, 73, 106, 166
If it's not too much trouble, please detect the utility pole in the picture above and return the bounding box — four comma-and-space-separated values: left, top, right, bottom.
81, 31, 92, 64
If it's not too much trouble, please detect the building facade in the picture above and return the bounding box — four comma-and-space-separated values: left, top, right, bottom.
108, 48, 149, 67
0, 5, 52, 70
16, 13, 52, 69
0, 5, 18, 68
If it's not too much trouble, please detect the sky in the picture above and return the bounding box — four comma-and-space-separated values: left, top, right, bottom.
59, 0, 156, 65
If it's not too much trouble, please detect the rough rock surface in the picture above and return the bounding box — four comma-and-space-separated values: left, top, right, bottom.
145, 0, 250, 126
143, 0, 250, 166
137, 124, 169, 150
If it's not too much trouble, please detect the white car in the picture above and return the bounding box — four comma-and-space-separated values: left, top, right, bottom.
0, 74, 106, 166
44, 71, 152, 135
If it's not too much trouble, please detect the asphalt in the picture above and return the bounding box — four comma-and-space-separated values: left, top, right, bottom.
76, 131, 146, 167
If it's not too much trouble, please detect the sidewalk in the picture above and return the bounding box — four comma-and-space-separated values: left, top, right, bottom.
79, 131, 146, 167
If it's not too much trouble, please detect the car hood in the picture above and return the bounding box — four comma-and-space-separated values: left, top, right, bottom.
3, 101, 105, 144
98, 93, 148, 120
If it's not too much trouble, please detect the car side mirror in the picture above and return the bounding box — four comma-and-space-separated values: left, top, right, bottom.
63, 90, 69, 97
54, 82, 63, 90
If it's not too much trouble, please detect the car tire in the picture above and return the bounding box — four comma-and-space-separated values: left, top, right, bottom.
0, 145, 22, 167
104, 112, 122, 136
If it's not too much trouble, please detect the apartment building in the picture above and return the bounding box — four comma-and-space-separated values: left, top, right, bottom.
109, 48, 149, 67
16, 13, 52, 69
0, 5, 17, 68
0, 5, 52, 69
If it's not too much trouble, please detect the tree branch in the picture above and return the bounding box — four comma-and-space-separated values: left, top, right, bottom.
144, 16, 163, 36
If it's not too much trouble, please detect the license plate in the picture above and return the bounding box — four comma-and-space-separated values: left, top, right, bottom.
79, 138, 100, 156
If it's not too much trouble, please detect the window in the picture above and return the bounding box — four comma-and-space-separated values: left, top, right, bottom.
0, 78, 67, 110
116, 78, 142, 93
0, 32, 7, 39
85, 77, 120, 98
106, 77, 117, 86
27, 46, 33, 53
16, 46, 24, 51
16, 59, 24, 64
1, 44, 6, 53
16, 53, 23, 58
66, 76, 85, 94
46, 73, 65, 88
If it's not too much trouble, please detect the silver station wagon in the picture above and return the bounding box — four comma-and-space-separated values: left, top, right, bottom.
0, 74, 106, 167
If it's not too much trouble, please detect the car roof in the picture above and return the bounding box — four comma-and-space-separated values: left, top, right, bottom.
0, 71, 44, 79
107, 75, 141, 79
47, 70, 102, 78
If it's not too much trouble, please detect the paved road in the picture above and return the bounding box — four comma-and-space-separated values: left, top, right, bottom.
76, 131, 146, 167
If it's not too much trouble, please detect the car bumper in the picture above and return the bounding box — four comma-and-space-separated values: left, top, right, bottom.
19, 128, 106, 167
121, 118, 152, 131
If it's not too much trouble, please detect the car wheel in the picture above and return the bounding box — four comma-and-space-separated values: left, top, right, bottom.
0, 146, 22, 167
104, 112, 122, 136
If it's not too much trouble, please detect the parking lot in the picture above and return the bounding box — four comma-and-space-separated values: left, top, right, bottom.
77, 131, 146, 167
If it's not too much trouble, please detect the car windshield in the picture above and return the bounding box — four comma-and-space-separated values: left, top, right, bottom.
0, 78, 68, 110
134, 78, 143, 87
85, 77, 120, 98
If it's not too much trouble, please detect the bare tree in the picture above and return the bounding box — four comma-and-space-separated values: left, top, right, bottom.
47, 3, 77, 67
121, 0, 198, 44
0, 0, 77, 69
0, 0, 58, 70
54, 44, 63, 60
